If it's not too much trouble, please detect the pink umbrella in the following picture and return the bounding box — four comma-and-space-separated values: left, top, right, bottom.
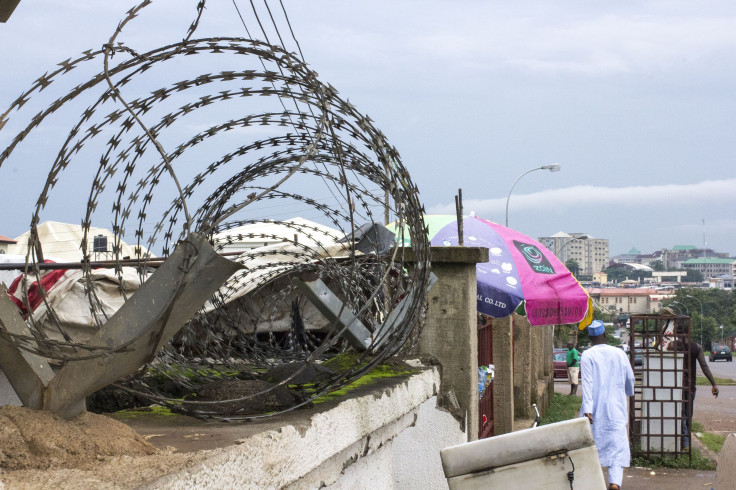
396, 215, 590, 326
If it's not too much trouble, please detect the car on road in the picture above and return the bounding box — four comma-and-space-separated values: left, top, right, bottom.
709, 345, 732, 362
553, 349, 567, 379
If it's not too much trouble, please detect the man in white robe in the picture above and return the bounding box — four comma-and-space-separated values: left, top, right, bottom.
580, 320, 635, 490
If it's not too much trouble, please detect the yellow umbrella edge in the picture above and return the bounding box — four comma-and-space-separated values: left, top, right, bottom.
578, 296, 594, 330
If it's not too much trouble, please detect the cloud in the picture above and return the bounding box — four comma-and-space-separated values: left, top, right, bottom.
427, 179, 736, 216
302, 2, 736, 79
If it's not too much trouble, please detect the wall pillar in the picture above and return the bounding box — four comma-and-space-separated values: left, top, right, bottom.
492, 315, 514, 435
513, 316, 532, 419
543, 326, 552, 377
544, 325, 555, 412
413, 246, 488, 442
534, 320, 547, 412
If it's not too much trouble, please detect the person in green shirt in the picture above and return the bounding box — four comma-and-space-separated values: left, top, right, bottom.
566, 340, 580, 395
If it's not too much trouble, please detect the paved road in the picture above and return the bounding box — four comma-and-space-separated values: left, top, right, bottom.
552, 374, 725, 489
700, 355, 736, 380
695, 355, 736, 434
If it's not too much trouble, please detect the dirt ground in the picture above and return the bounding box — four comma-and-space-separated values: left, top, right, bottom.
0, 376, 402, 489
0, 405, 156, 471
0, 404, 220, 489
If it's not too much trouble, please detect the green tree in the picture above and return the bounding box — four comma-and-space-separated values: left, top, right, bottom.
603, 267, 629, 283
565, 258, 580, 276
685, 270, 704, 282
602, 266, 652, 284
672, 288, 736, 349
651, 260, 665, 271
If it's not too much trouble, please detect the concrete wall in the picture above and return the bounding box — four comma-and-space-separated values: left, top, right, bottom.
146, 367, 464, 489
492, 316, 514, 434
322, 395, 466, 490
0, 369, 22, 406
414, 246, 488, 441
392, 395, 468, 488
515, 317, 553, 420
504, 315, 555, 432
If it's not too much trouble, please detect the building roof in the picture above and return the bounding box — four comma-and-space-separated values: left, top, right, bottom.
0, 234, 17, 244
8, 221, 148, 261
588, 287, 661, 297
608, 262, 654, 272
549, 231, 572, 238
683, 258, 735, 265
672, 245, 696, 251
627, 247, 641, 254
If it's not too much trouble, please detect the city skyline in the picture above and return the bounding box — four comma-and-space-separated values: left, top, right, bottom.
1, 1, 735, 257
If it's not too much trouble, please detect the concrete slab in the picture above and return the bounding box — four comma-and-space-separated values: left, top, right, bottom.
0, 368, 21, 406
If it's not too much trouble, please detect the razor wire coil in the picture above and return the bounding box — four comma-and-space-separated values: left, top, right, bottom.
0, 0, 431, 419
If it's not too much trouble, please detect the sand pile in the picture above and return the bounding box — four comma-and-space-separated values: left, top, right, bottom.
0, 405, 157, 471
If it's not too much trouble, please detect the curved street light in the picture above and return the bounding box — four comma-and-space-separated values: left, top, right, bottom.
556, 235, 588, 277
557, 235, 588, 259
672, 301, 688, 315
505, 164, 561, 227
686, 294, 703, 346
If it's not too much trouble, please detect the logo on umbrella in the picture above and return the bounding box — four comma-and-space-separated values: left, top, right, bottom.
513, 240, 555, 275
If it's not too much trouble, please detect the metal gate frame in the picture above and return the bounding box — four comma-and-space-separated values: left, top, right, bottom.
629, 313, 692, 461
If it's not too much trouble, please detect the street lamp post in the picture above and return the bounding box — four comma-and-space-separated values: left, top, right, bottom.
556, 235, 588, 268
505, 164, 561, 227
720, 325, 724, 344
672, 301, 688, 315
686, 294, 703, 346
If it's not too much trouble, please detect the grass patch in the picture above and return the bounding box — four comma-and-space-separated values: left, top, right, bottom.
112, 404, 179, 420
149, 364, 242, 383
539, 392, 581, 425
312, 362, 420, 404
696, 375, 736, 386
632, 448, 716, 471
321, 351, 372, 373
692, 421, 726, 453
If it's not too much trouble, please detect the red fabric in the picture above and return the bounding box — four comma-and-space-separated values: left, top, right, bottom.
7, 261, 69, 317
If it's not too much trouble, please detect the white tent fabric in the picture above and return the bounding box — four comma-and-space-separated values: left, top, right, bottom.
8, 221, 150, 262
4, 221, 151, 344
10, 267, 146, 345
215, 240, 355, 304
7, 219, 363, 337
212, 217, 345, 254
204, 240, 360, 332
0, 254, 26, 287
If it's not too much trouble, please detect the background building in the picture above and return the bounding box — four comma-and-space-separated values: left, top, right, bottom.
682, 257, 736, 279
539, 232, 609, 276
0, 234, 16, 254
662, 247, 730, 270
587, 287, 671, 316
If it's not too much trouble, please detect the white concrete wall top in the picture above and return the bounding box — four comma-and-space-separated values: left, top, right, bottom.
150, 367, 444, 489
1, 366, 455, 489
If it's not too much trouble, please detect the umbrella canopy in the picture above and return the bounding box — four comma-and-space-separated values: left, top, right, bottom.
390, 215, 591, 326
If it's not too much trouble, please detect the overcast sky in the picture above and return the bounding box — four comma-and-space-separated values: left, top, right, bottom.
1, 0, 735, 256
